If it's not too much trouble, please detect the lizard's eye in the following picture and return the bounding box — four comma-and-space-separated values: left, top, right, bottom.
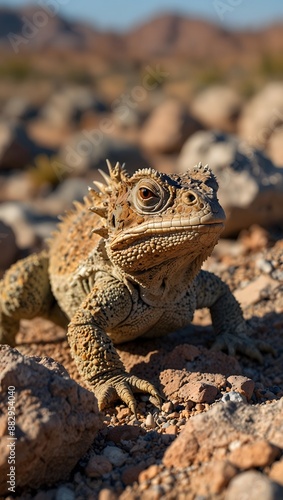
138, 187, 157, 200
131, 178, 171, 214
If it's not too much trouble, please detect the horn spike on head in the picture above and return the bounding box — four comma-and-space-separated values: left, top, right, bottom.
91, 226, 109, 238
93, 180, 107, 192
98, 168, 111, 186
89, 206, 107, 218
106, 159, 114, 175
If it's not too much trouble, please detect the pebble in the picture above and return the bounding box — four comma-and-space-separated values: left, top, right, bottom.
221, 391, 246, 403
145, 413, 156, 429
55, 486, 75, 500
228, 440, 280, 469
225, 470, 283, 500
256, 258, 273, 274
85, 455, 113, 478
102, 446, 128, 467
227, 375, 255, 400
162, 401, 174, 413
165, 425, 178, 435
269, 459, 283, 485
139, 464, 160, 483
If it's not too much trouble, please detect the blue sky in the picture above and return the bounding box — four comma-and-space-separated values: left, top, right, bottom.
1, 0, 283, 31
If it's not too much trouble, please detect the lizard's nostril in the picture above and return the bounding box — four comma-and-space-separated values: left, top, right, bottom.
183, 191, 198, 205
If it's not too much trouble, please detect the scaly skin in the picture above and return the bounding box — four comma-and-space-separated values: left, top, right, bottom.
0, 161, 272, 413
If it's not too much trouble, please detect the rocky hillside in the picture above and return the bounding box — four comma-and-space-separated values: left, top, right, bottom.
1, 7, 283, 63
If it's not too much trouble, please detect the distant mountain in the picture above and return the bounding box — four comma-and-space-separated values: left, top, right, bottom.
1, 7, 283, 62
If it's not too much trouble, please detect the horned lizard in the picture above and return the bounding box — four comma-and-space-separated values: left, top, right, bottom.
0, 161, 270, 413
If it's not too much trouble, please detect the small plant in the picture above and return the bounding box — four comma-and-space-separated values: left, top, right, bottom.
27, 154, 69, 188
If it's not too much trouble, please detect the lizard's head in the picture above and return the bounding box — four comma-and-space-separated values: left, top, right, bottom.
89, 160, 225, 273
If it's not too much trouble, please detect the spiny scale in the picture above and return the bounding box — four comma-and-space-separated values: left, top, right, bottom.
89, 206, 107, 218
91, 226, 108, 238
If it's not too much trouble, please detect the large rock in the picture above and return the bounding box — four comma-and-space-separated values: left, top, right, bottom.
267, 126, 283, 167
178, 130, 283, 235
59, 134, 148, 176
191, 85, 243, 132
0, 220, 18, 271
139, 99, 201, 154
2, 97, 38, 121
0, 202, 58, 249
163, 399, 283, 469
40, 86, 108, 127
0, 346, 100, 495
238, 82, 283, 148
0, 120, 55, 170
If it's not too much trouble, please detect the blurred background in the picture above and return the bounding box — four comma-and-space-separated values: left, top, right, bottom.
0, 0, 283, 270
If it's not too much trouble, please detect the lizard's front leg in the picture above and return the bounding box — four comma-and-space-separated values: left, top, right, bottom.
67, 278, 162, 414
195, 270, 274, 362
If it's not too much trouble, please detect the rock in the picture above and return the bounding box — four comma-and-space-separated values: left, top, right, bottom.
0, 346, 100, 495
139, 464, 160, 483
178, 130, 283, 236
55, 486, 75, 500
140, 99, 201, 154
40, 178, 90, 215
269, 459, 283, 485
179, 381, 218, 404
0, 120, 56, 171
102, 446, 128, 467
85, 455, 113, 478
106, 424, 144, 444
145, 413, 156, 429
159, 344, 236, 405
225, 470, 283, 500
59, 134, 147, 176
228, 440, 280, 469
122, 464, 145, 485
238, 82, 283, 148
227, 376, 255, 400
191, 85, 243, 132
163, 399, 283, 468
0, 220, 18, 271
0, 172, 36, 202
2, 97, 38, 121
234, 275, 279, 309
40, 86, 107, 127
267, 126, 283, 167
221, 392, 246, 404
0, 202, 58, 249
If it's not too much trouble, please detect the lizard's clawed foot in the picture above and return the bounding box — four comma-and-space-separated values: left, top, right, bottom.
94, 372, 163, 415
211, 332, 275, 363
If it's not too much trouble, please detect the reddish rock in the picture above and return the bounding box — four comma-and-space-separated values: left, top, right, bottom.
0, 220, 18, 271
227, 375, 255, 400
85, 455, 113, 478
140, 99, 200, 154
106, 425, 144, 444
138, 464, 160, 483
191, 85, 243, 132
234, 275, 279, 309
0, 346, 100, 495
269, 459, 283, 486
122, 463, 146, 485
160, 363, 224, 404
163, 399, 283, 469
228, 440, 280, 469
225, 470, 283, 500
179, 381, 218, 403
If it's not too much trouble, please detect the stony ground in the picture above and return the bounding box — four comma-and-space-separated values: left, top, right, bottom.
2, 225, 282, 500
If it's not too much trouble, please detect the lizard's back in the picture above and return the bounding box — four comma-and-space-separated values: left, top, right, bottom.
49, 197, 108, 318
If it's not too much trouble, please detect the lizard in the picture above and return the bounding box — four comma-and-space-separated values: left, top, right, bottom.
0, 160, 271, 414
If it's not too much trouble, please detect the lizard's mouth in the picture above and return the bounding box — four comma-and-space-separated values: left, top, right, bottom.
110, 218, 225, 250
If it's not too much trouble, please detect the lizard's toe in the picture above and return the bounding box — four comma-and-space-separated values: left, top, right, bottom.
94, 372, 162, 414
211, 332, 273, 364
